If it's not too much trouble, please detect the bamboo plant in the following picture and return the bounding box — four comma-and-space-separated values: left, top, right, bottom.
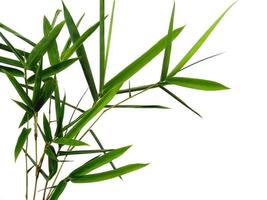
0, 1, 234, 199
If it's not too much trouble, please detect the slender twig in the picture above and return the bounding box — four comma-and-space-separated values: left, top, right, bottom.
33, 113, 39, 200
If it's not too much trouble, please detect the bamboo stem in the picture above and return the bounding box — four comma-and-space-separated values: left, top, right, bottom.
33, 113, 39, 200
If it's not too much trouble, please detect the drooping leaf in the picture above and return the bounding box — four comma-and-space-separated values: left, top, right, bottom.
160, 3, 175, 81
12, 100, 33, 113
0, 43, 29, 58
32, 64, 42, 107
105, 104, 169, 109
69, 146, 131, 177
43, 16, 60, 65
49, 180, 68, 200
43, 114, 53, 142
166, 77, 229, 91
103, 26, 185, 93
70, 163, 148, 183
51, 9, 62, 27
61, 21, 101, 60
53, 138, 88, 146
27, 58, 78, 84
168, 2, 236, 77
159, 85, 201, 117
4, 71, 32, 108
47, 146, 58, 180
0, 22, 35, 46
55, 94, 66, 138
65, 83, 121, 139
0, 56, 23, 68
26, 21, 65, 69
19, 111, 34, 128
0, 65, 24, 77
58, 149, 112, 156
14, 128, 31, 161
34, 78, 57, 111
63, 2, 98, 101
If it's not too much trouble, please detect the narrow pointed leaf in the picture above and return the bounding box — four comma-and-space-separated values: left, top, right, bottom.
0, 43, 29, 58
55, 94, 66, 138
105, 104, 169, 109
28, 58, 78, 84
0, 22, 35, 46
99, 0, 105, 92
70, 146, 131, 177
166, 77, 229, 91
54, 138, 88, 146
0, 65, 24, 77
0, 56, 23, 68
26, 21, 65, 69
47, 146, 58, 180
168, 2, 236, 77
14, 128, 31, 160
4, 71, 32, 108
63, 2, 98, 101
58, 149, 112, 156
70, 163, 148, 183
61, 21, 101, 60
159, 86, 201, 117
51, 9, 62, 27
32, 64, 42, 107
19, 111, 34, 127
65, 84, 121, 139
43, 114, 53, 142
160, 3, 175, 81
49, 180, 68, 200
103, 26, 185, 93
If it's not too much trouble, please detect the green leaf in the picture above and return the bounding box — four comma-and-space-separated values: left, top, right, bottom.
0, 56, 23, 68
61, 21, 101, 60
34, 78, 57, 111
63, 2, 98, 102
0, 22, 35, 46
47, 146, 58, 180
26, 21, 65, 69
70, 163, 148, 183
0, 65, 24, 77
27, 58, 78, 84
0, 32, 25, 64
70, 146, 131, 177
62, 13, 85, 54
105, 104, 169, 109
43, 114, 53, 142
159, 86, 201, 117
14, 128, 31, 161
104, 0, 116, 73
58, 149, 112, 156
0, 43, 29, 58
32, 64, 42, 107
166, 77, 229, 91
99, 0, 105, 93
49, 180, 68, 200
103, 26, 185, 93
168, 2, 236, 77
53, 138, 88, 146
43, 16, 60, 65
160, 3, 175, 81
12, 100, 33, 113
4, 71, 32, 108
51, 9, 62, 27
65, 83, 121, 139
19, 111, 34, 128
55, 94, 66, 138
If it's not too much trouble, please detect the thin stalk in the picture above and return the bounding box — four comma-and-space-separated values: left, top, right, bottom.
33, 113, 39, 200
46, 83, 158, 199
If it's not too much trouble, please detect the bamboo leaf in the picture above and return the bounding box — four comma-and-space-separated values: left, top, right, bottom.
168, 2, 236, 77
51, 9, 62, 27
58, 149, 112, 156
104, 0, 116, 73
103, 26, 185, 93
63, 2, 98, 101
160, 3, 175, 81
69, 146, 131, 177
159, 86, 202, 117
99, 0, 105, 93
0, 65, 24, 77
65, 83, 121, 139
28, 58, 78, 84
4, 71, 32, 108
32, 64, 42, 107
61, 21, 101, 60
0, 22, 35, 46
0, 56, 23, 68
105, 104, 169, 109
14, 128, 31, 161
49, 180, 68, 200
26, 21, 65, 69
43, 16, 60, 65
166, 77, 229, 91
12, 100, 33, 113
54, 138, 88, 146
19, 111, 34, 127
47, 146, 58, 180
43, 114, 53, 142
0, 43, 29, 58
34, 78, 57, 111
70, 163, 148, 183
55, 94, 66, 138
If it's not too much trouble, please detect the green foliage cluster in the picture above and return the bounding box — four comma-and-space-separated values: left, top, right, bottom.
0, 1, 234, 199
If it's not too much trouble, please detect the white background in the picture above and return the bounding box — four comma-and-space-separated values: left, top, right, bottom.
0, 0, 267, 199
